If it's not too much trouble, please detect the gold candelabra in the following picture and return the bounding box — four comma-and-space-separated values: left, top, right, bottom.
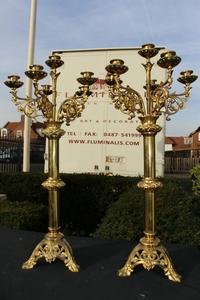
105, 43, 197, 282
4, 54, 97, 271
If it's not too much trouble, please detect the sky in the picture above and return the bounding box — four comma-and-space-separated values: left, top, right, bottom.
0, 0, 199, 136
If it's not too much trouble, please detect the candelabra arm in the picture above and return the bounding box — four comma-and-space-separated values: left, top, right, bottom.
57, 89, 90, 126
159, 68, 174, 88
165, 86, 192, 120
9, 89, 39, 118
150, 85, 169, 115
36, 95, 54, 121
108, 82, 145, 119
172, 84, 192, 98
10, 89, 32, 103
166, 68, 173, 86
154, 68, 173, 94
26, 80, 54, 121
32, 81, 43, 99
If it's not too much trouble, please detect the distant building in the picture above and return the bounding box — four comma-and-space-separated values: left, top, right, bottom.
1, 115, 45, 141
189, 126, 200, 157
0, 115, 46, 172
165, 126, 200, 158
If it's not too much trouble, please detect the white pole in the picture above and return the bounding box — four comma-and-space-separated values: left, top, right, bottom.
23, 0, 37, 172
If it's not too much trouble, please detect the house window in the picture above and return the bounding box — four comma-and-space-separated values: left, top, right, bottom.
94, 165, 99, 170
184, 137, 192, 145
198, 133, 200, 141
16, 130, 22, 138
1, 128, 7, 137
105, 166, 110, 171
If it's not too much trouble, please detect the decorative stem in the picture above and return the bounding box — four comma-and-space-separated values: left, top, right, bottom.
145, 59, 153, 114
137, 116, 162, 237
51, 69, 58, 121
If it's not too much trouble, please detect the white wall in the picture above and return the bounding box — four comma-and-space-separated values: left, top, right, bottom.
45, 47, 166, 177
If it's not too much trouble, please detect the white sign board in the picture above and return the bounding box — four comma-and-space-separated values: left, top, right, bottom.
45, 47, 166, 177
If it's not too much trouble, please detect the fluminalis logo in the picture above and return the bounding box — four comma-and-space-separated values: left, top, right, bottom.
63, 78, 108, 99
90, 78, 109, 98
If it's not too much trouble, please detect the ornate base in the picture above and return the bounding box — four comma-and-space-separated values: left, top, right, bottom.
118, 236, 181, 282
22, 231, 79, 272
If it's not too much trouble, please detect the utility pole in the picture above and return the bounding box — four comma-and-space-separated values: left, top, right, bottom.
23, 0, 37, 172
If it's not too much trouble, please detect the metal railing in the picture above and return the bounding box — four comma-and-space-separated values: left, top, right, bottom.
0, 135, 45, 173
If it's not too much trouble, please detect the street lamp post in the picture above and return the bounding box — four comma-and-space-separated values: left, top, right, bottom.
4, 54, 97, 271
105, 43, 197, 282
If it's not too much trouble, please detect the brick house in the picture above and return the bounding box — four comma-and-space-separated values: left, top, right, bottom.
165, 126, 200, 158
189, 126, 200, 157
0, 116, 46, 169
1, 115, 45, 141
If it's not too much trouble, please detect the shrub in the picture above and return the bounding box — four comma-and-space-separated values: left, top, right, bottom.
59, 174, 136, 235
191, 164, 200, 196
0, 172, 197, 243
0, 173, 136, 234
94, 179, 200, 246
0, 172, 47, 204
0, 200, 48, 231
94, 185, 144, 240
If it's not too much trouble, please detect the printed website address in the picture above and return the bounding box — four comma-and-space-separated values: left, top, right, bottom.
68, 139, 139, 146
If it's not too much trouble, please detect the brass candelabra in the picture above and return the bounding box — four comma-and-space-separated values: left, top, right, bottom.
4, 54, 97, 271
105, 43, 197, 282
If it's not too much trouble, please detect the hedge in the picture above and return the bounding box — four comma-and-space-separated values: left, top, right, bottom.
191, 164, 200, 195
0, 173, 198, 245
94, 179, 200, 245
0, 172, 47, 204
0, 173, 135, 234
0, 200, 48, 231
